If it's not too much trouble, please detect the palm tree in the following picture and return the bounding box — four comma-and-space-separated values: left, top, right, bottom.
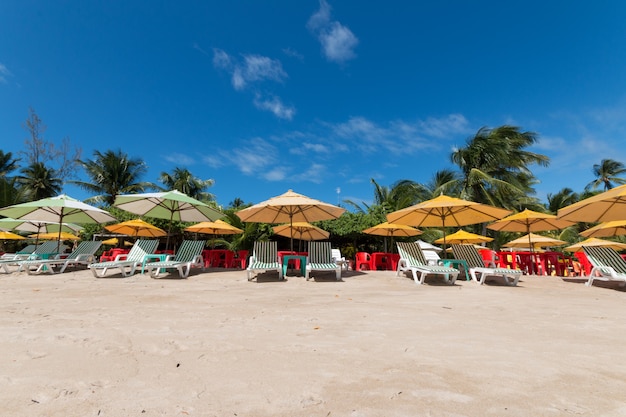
159, 167, 215, 201
15, 162, 62, 200
70, 149, 154, 207
0, 150, 20, 178
416, 169, 461, 200
546, 187, 579, 214
451, 125, 549, 209
344, 178, 420, 216
585, 159, 626, 191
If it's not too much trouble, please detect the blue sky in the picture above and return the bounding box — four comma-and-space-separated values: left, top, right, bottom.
1, 1, 626, 210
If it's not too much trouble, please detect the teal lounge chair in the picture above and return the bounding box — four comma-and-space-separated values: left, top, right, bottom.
89, 240, 158, 278
396, 242, 459, 285
21, 241, 103, 274
146, 240, 206, 279
451, 244, 522, 286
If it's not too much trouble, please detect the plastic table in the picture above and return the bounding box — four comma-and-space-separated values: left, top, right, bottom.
282, 255, 306, 277
438, 259, 470, 281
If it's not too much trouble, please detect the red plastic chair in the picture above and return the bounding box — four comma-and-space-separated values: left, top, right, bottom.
355, 252, 372, 271
574, 251, 593, 276
230, 250, 249, 269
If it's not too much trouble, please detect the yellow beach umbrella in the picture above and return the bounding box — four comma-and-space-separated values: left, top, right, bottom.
102, 237, 119, 246
105, 219, 167, 238
580, 220, 626, 238
434, 229, 493, 245
363, 222, 422, 237
236, 189, 345, 252
30, 231, 81, 241
503, 233, 566, 249
184, 219, 243, 235
565, 237, 626, 252
558, 184, 626, 223
387, 194, 511, 253
0, 231, 27, 240
273, 222, 329, 241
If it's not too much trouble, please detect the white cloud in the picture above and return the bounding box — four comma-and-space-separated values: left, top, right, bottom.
417, 114, 471, 138
307, 0, 358, 64
164, 152, 196, 166
0, 63, 12, 83
319, 22, 358, 63
212, 49, 287, 91
253, 94, 295, 120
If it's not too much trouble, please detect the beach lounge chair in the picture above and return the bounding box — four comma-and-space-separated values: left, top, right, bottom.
246, 241, 282, 281
306, 241, 342, 281
396, 242, 459, 285
6, 241, 68, 273
88, 240, 158, 278
1, 244, 38, 260
20, 241, 103, 275
451, 244, 522, 286
146, 240, 206, 279
582, 246, 626, 287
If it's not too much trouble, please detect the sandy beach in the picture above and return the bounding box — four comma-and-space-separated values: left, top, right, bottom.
2, 266, 626, 417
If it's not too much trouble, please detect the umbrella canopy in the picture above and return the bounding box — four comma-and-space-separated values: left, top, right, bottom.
184, 219, 243, 235
0, 230, 27, 240
29, 231, 81, 241
0, 218, 83, 234
102, 237, 120, 246
0, 194, 116, 252
488, 209, 574, 271
565, 237, 626, 252
105, 219, 167, 238
273, 222, 330, 241
113, 190, 223, 249
488, 209, 574, 233
363, 221, 422, 253
557, 184, 626, 223
434, 229, 493, 245
580, 220, 626, 238
386, 195, 511, 253
503, 233, 566, 249
236, 189, 345, 251
362, 222, 422, 237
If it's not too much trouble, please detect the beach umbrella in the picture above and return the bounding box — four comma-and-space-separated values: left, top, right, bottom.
105, 219, 167, 238
363, 221, 422, 252
0, 194, 116, 252
101, 237, 119, 246
113, 190, 223, 249
434, 229, 493, 245
503, 233, 566, 249
565, 237, 626, 252
185, 219, 243, 249
557, 184, 626, 223
184, 219, 243, 235
580, 220, 626, 238
273, 222, 329, 251
387, 195, 511, 254
0, 218, 84, 246
0, 231, 27, 240
488, 209, 574, 271
29, 231, 82, 241
236, 189, 345, 251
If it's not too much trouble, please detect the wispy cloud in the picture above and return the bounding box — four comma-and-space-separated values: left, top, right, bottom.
163, 152, 196, 166
0, 63, 12, 83
213, 49, 287, 91
307, 0, 359, 64
253, 93, 295, 120
282, 47, 304, 61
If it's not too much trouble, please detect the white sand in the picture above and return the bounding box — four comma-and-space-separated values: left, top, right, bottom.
1, 267, 626, 417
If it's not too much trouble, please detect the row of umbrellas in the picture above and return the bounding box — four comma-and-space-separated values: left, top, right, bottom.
2, 182, 626, 258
